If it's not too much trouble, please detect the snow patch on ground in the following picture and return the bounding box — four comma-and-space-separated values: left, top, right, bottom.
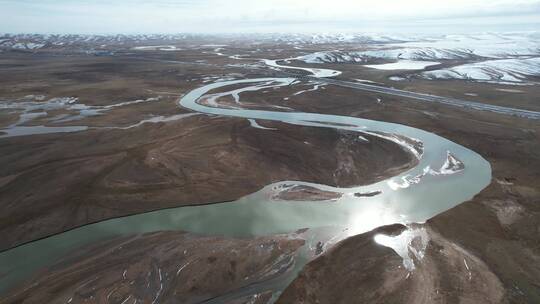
365, 60, 440, 70
132, 45, 181, 51
389, 76, 406, 81
495, 88, 524, 93
355, 79, 381, 84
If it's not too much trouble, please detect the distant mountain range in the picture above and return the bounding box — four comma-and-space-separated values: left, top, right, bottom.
2, 32, 539, 84
295, 33, 540, 85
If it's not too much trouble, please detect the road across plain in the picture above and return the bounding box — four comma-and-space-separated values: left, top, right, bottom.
307, 76, 540, 120
279, 69, 540, 120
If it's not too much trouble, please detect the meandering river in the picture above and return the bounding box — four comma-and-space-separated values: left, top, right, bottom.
0, 60, 491, 298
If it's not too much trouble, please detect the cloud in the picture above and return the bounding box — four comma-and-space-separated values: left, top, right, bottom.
1, 0, 539, 33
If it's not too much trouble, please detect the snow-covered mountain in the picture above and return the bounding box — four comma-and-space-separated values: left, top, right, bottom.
300, 51, 367, 63
0, 33, 192, 51
0, 32, 409, 52
2, 32, 539, 84
266, 33, 411, 45
299, 33, 540, 63
299, 48, 476, 63
296, 33, 540, 84
356, 48, 479, 60
394, 33, 540, 59
420, 57, 540, 84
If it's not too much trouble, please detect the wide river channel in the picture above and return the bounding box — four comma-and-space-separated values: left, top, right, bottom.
0, 61, 491, 300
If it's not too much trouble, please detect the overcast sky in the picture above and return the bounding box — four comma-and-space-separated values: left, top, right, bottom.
1, 0, 540, 34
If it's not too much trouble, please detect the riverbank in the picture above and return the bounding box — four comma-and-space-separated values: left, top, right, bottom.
1, 230, 306, 304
